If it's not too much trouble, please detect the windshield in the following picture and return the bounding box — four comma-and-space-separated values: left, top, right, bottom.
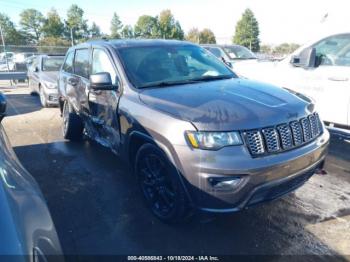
42, 56, 64, 71
117, 45, 236, 88
223, 46, 256, 60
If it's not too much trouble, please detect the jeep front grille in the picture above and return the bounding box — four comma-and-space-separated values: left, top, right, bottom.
244, 113, 323, 157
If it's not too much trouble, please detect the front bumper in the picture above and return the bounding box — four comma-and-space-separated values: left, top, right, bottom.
173, 129, 330, 212
43, 87, 59, 105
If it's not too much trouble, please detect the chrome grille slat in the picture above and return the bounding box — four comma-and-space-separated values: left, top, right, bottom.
301, 118, 312, 142
277, 124, 293, 149
244, 113, 323, 157
290, 121, 303, 146
262, 128, 280, 152
245, 130, 265, 155
308, 114, 318, 137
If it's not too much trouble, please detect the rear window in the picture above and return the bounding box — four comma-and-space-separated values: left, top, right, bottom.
62, 51, 74, 73
74, 49, 90, 78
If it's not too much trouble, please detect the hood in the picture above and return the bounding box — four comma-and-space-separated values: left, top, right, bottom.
139, 78, 315, 131
40, 71, 59, 83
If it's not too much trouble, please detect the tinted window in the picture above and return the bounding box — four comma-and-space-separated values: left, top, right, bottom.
118, 45, 235, 88
74, 49, 90, 78
92, 49, 117, 84
42, 56, 64, 71
62, 51, 74, 73
312, 34, 350, 67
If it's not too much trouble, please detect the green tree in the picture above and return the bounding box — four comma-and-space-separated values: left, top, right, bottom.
121, 25, 134, 38
0, 13, 27, 45
38, 36, 70, 53
65, 4, 88, 43
186, 28, 216, 44
260, 44, 272, 54
134, 15, 159, 38
19, 9, 44, 42
110, 12, 123, 39
199, 28, 216, 44
158, 9, 184, 40
42, 8, 64, 38
186, 28, 200, 43
89, 22, 101, 38
273, 43, 300, 55
233, 8, 260, 52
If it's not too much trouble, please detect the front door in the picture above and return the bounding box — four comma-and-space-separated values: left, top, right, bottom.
88, 48, 122, 152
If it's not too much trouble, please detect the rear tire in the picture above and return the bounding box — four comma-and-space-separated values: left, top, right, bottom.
135, 143, 192, 223
62, 100, 84, 141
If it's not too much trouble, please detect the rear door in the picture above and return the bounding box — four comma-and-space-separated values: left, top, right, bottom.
72, 48, 91, 116
59, 51, 76, 106
28, 57, 40, 92
88, 47, 122, 151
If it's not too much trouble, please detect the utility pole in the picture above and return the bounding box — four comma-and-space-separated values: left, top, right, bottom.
0, 24, 10, 72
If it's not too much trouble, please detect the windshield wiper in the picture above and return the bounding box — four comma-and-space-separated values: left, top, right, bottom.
138, 79, 199, 89
138, 75, 234, 89
190, 75, 234, 82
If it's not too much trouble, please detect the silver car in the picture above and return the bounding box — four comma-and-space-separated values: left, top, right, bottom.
28, 55, 65, 107
0, 92, 63, 260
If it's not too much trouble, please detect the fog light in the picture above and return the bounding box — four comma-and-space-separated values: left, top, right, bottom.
208, 177, 243, 191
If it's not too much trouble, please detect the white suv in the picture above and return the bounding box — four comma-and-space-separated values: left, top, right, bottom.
233, 33, 350, 131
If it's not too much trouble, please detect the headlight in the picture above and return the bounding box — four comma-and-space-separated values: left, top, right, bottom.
186, 131, 243, 150
43, 81, 56, 89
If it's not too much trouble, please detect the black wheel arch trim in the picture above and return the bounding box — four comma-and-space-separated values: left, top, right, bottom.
127, 130, 195, 207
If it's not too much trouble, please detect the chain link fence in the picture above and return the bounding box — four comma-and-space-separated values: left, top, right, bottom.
0, 45, 69, 86
0, 45, 69, 73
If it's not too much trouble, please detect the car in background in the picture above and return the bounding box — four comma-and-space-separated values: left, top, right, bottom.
202, 44, 258, 66
0, 52, 16, 71
13, 52, 36, 64
0, 52, 15, 61
28, 54, 65, 107
0, 92, 63, 260
58, 39, 329, 223
232, 32, 350, 132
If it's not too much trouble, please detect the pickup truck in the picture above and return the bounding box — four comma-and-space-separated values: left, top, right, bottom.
58, 39, 329, 223
233, 32, 350, 131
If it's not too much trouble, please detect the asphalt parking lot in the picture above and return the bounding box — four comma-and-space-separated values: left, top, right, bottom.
1, 83, 350, 260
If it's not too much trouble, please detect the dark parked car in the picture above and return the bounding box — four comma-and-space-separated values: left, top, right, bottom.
58, 40, 329, 223
0, 92, 63, 259
28, 54, 65, 107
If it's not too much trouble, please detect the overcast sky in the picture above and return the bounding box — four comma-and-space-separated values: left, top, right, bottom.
1, 0, 349, 45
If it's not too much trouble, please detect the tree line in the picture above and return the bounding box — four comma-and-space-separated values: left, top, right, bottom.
0, 5, 299, 55
0, 5, 215, 47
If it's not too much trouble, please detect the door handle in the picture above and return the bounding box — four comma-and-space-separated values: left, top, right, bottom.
68, 78, 79, 86
328, 76, 348, 82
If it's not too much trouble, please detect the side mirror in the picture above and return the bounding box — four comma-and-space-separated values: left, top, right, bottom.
0, 93, 7, 123
90, 72, 119, 91
34, 66, 39, 72
291, 47, 317, 68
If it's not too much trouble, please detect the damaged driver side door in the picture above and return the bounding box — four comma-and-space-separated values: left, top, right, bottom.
88, 48, 122, 153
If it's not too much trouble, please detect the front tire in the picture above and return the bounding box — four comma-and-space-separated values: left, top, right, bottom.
135, 143, 191, 223
62, 100, 84, 141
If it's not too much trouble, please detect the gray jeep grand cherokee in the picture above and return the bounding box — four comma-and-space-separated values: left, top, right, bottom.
58, 39, 329, 222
